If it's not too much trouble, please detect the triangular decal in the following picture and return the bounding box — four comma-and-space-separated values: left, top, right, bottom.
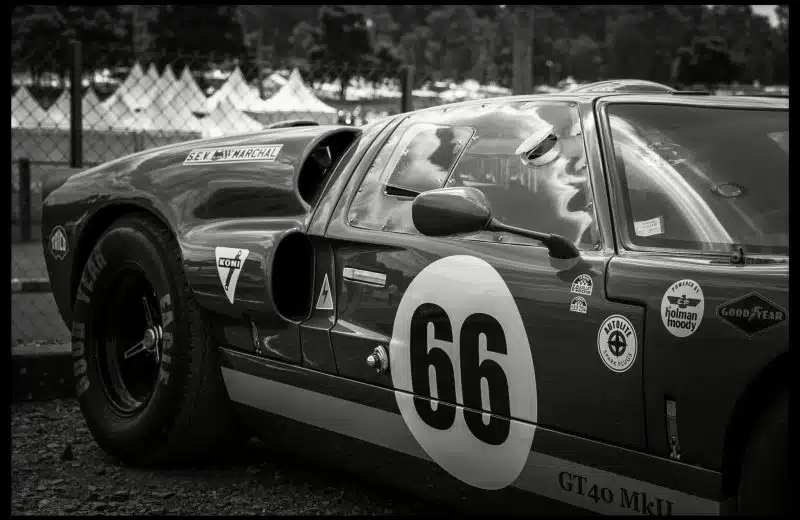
316, 273, 334, 310
215, 247, 250, 304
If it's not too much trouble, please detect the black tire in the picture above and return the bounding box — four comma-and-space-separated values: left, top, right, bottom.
71, 214, 233, 465
737, 390, 788, 515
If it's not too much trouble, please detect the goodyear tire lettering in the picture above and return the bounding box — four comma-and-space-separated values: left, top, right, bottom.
73, 359, 87, 377
158, 293, 174, 385
72, 320, 89, 395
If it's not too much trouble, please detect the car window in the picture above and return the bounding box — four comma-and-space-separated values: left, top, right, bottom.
606, 103, 788, 256
348, 101, 600, 249
348, 121, 473, 233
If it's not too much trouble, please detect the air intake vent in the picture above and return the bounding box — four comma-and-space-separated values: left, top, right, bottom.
266, 120, 320, 130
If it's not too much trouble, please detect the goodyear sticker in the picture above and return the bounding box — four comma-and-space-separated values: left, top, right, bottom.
717, 292, 786, 336
184, 145, 283, 165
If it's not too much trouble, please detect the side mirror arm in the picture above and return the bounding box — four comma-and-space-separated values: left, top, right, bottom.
487, 218, 580, 260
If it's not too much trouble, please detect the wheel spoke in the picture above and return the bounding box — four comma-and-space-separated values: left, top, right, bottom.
124, 339, 147, 359
142, 296, 154, 328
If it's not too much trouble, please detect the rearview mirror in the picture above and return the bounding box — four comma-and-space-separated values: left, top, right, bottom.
412, 186, 581, 263
412, 187, 491, 236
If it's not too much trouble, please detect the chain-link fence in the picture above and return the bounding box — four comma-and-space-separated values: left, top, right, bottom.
11, 41, 429, 346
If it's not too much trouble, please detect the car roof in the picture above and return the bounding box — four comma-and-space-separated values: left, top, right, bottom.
408, 80, 788, 115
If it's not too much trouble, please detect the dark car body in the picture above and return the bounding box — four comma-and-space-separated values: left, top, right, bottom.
41, 85, 788, 515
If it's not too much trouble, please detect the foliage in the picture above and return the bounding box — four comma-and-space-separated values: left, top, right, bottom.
11, 4, 790, 89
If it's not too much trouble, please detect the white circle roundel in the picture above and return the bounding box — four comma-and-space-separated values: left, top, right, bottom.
660, 279, 704, 338
389, 255, 537, 490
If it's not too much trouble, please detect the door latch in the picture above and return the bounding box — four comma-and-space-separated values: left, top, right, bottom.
366, 345, 390, 374
666, 398, 681, 461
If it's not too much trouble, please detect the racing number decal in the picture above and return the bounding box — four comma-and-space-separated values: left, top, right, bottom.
391, 255, 537, 490
410, 305, 510, 445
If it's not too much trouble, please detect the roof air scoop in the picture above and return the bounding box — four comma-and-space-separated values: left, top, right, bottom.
568, 80, 676, 94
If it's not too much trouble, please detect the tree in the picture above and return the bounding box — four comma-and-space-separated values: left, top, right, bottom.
150, 6, 251, 74
299, 6, 384, 99
675, 36, 744, 87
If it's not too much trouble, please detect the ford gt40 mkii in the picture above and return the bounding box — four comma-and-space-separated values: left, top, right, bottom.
41, 80, 788, 516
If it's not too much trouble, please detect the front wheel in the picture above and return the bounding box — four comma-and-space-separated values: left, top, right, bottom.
71, 214, 233, 464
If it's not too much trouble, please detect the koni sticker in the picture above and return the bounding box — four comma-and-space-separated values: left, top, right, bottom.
570, 296, 587, 314
661, 279, 704, 338
215, 247, 250, 304
571, 274, 593, 296
184, 145, 283, 165
49, 225, 69, 260
597, 315, 637, 373
389, 255, 536, 490
717, 292, 786, 336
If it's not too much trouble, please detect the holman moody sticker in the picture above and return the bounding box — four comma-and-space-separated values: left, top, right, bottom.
661, 279, 704, 338
185, 145, 283, 165
717, 293, 786, 336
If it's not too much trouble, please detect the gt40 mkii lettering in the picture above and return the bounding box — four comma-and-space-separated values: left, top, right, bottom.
559, 471, 674, 515
184, 145, 283, 165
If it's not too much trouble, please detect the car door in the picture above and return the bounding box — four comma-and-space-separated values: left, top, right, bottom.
320, 100, 647, 450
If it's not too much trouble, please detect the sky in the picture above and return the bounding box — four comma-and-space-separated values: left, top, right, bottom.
751, 5, 780, 26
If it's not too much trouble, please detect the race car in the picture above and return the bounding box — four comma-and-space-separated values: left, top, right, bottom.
41, 80, 788, 515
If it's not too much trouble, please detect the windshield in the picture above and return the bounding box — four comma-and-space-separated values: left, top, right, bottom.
607, 103, 788, 255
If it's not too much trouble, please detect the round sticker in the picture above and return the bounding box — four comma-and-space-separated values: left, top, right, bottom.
597, 315, 637, 373
48, 225, 69, 260
389, 255, 537, 490
661, 279, 704, 338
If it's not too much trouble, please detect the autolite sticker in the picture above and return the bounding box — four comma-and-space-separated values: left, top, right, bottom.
717, 293, 786, 336
184, 145, 283, 165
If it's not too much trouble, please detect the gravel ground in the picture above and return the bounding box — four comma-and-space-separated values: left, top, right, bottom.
11, 399, 448, 516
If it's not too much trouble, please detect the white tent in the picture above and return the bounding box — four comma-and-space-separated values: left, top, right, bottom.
145, 97, 203, 134
153, 64, 181, 105
175, 66, 209, 114
101, 62, 157, 113
104, 95, 152, 132
44, 89, 70, 129
200, 98, 262, 138
205, 66, 271, 113
11, 86, 49, 129
259, 69, 338, 125
81, 89, 117, 131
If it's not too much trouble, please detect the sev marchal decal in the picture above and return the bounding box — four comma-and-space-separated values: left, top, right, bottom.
661, 279, 704, 338
215, 247, 250, 304
389, 255, 536, 490
571, 274, 593, 296
717, 292, 786, 336
597, 315, 637, 373
49, 225, 69, 260
184, 145, 283, 165
570, 296, 587, 314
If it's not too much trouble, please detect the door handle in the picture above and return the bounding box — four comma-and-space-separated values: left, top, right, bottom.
342, 267, 387, 288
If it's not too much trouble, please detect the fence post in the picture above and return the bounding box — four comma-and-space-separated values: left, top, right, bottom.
70, 40, 83, 168
401, 65, 414, 113
19, 158, 32, 243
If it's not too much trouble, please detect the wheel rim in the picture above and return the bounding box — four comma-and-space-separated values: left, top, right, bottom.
93, 265, 163, 414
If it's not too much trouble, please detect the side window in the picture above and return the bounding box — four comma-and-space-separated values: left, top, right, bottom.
348, 121, 473, 233
347, 102, 600, 250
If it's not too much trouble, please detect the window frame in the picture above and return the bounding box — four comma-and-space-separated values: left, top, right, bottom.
595, 97, 789, 259
345, 100, 605, 252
